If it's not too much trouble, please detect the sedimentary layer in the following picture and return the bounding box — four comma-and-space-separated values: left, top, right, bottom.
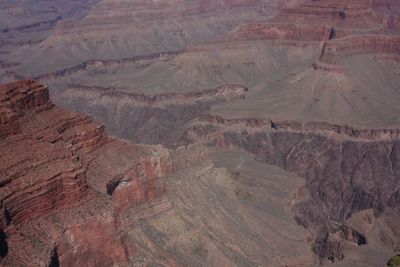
0, 80, 319, 266
0, 80, 176, 266
179, 113, 400, 261
56, 84, 248, 146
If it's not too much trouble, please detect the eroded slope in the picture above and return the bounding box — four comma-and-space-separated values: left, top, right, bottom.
0, 80, 317, 266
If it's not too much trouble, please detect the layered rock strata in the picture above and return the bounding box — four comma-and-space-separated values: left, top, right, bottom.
57, 84, 248, 146
0, 80, 200, 266
0, 80, 316, 266
179, 114, 400, 261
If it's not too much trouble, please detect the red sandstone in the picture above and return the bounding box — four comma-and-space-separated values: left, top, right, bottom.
0, 80, 200, 266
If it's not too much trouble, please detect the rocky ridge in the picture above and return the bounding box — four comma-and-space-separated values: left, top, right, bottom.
0, 0, 399, 265
0, 80, 207, 266
179, 113, 400, 261
56, 84, 248, 146
0, 80, 321, 267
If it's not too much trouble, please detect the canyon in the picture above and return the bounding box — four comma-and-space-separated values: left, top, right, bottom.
1, 0, 400, 266
179, 113, 400, 260
0, 80, 316, 266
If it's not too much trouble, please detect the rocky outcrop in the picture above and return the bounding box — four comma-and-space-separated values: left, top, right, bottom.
204, 0, 400, 77
373, 0, 400, 29
0, 80, 50, 138
0, 80, 242, 266
281, 0, 374, 20
387, 16, 400, 30
221, 0, 400, 73
0, 80, 106, 264
36, 51, 182, 80
52, 0, 291, 35
198, 114, 400, 140
319, 34, 400, 64
1, 0, 399, 265
0, 82, 104, 201
180, 114, 400, 261
110, 151, 172, 209
67, 84, 247, 105
0, 0, 101, 57
56, 84, 248, 146
231, 23, 332, 42
54, 0, 256, 33
0, 80, 204, 266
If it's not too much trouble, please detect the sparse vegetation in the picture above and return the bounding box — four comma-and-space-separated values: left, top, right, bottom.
387, 255, 400, 267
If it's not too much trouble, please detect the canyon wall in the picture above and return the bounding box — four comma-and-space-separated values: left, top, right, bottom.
1, 80, 303, 266
179, 115, 400, 260
231, 23, 332, 42
319, 35, 400, 64
0, 80, 207, 266
1, 0, 399, 264
56, 84, 248, 146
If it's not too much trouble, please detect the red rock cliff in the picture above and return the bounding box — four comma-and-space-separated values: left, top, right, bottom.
0, 80, 194, 266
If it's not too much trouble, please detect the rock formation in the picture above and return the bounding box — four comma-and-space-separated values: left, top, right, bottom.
56, 84, 248, 146
0, 80, 174, 266
0, 80, 318, 266
1, 0, 400, 266
179, 113, 400, 261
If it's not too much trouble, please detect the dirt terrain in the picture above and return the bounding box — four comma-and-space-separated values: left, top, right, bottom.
0, 0, 400, 266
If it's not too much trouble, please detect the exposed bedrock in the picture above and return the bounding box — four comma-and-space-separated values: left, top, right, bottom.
231, 23, 333, 42
0, 80, 210, 266
0, 81, 103, 226
319, 34, 400, 65
56, 84, 248, 147
223, 0, 400, 74
0, 80, 108, 265
231, 24, 400, 71
387, 16, 400, 30
0, 0, 102, 55
226, 0, 379, 36
36, 51, 182, 80
1, 16, 62, 35
198, 114, 400, 140
51, 0, 299, 36
373, 0, 400, 28
179, 115, 400, 261
282, 0, 373, 18
103, 149, 172, 209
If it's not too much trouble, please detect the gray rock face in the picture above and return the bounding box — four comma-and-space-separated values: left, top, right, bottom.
1, 0, 400, 266
180, 120, 400, 260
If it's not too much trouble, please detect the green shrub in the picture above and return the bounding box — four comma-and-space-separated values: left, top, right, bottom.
388, 255, 400, 267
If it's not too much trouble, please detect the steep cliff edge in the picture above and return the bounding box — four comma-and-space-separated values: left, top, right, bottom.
56, 84, 248, 146
0, 80, 187, 266
0, 80, 319, 266
1, 0, 399, 265
179, 114, 400, 262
